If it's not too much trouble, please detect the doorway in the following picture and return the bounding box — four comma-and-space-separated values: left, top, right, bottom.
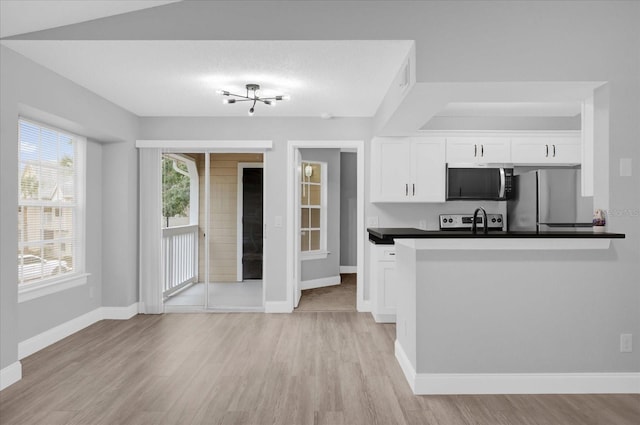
286, 141, 366, 313
237, 163, 264, 281
162, 151, 265, 312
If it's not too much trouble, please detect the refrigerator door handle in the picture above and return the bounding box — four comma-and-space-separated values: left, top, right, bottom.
545, 144, 549, 157
499, 168, 506, 199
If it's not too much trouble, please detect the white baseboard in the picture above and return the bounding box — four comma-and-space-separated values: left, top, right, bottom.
300, 275, 341, 291
395, 340, 640, 395
372, 313, 396, 323
264, 301, 292, 313
340, 266, 357, 274
357, 299, 372, 313
101, 302, 139, 320
18, 302, 139, 360
0, 362, 22, 391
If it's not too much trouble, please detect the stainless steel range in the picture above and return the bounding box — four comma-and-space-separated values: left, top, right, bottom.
439, 213, 504, 230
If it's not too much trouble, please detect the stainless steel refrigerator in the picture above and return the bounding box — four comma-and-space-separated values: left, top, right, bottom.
507, 169, 593, 232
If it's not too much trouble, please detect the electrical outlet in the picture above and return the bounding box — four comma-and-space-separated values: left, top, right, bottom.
367, 216, 379, 228
620, 334, 633, 353
418, 220, 427, 230
274, 216, 283, 228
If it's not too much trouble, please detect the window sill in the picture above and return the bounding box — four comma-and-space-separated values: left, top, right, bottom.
18, 273, 90, 303
301, 251, 329, 261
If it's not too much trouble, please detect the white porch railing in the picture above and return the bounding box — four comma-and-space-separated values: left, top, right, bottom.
162, 224, 198, 298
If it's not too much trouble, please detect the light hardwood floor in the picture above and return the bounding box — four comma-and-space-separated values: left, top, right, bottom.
1, 313, 638, 425
296, 274, 356, 312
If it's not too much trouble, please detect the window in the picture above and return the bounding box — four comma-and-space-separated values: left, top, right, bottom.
300, 161, 327, 259
18, 119, 86, 297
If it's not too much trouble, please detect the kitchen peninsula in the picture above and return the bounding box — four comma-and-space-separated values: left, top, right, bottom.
367, 228, 629, 395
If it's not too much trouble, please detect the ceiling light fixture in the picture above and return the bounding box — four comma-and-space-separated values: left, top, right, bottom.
216, 83, 290, 116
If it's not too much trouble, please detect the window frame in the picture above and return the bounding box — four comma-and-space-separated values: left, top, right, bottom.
300, 160, 328, 261
17, 118, 88, 303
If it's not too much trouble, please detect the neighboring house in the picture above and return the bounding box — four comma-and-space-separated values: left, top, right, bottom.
18, 162, 74, 265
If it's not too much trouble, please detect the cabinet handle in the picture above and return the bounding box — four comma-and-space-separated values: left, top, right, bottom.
389, 252, 396, 256
412, 183, 415, 196
474, 144, 478, 157
553, 144, 556, 157
481, 144, 484, 157
545, 144, 549, 157
405, 183, 408, 196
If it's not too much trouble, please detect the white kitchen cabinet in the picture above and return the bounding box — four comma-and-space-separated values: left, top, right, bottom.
511, 136, 581, 165
446, 137, 511, 165
370, 244, 397, 323
370, 136, 445, 203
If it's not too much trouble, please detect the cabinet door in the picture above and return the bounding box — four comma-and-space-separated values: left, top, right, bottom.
376, 260, 397, 321
512, 136, 581, 165
370, 138, 412, 202
411, 137, 446, 202
547, 137, 581, 164
446, 138, 478, 164
477, 138, 511, 163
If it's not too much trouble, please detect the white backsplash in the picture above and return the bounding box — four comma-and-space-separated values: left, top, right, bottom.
369, 200, 507, 230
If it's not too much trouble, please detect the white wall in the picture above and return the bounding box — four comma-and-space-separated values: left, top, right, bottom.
138, 117, 372, 302
340, 152, 357, 267
0, 46, 138, 370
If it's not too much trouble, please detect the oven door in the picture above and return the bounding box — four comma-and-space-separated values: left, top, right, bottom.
446, 167, 506, 200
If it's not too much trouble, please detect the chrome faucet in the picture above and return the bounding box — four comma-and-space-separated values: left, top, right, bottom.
472, 207, 488, 234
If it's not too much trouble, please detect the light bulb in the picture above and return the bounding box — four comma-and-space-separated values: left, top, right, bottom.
223, 98, 236, 104
248, 107, 255, 116
216, 90, 229, 96
281, 94, 291, 101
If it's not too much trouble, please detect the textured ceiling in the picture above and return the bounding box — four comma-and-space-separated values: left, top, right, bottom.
2, 40, 413, 117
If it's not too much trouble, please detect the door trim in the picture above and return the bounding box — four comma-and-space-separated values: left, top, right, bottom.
286, 140, 366, 312
237, 163, 264, 282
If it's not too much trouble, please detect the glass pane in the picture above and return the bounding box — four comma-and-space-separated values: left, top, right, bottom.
59, 134, 74, 169
20, 246, 43, 283
309, 185, 321, 206
21, 207, 42, 242
310, 230, 321, 251
310, 209, 320, 228
60, 208, 73, 238
60, 166, 75, 203
162, 156, 191, 228
301, 208, 310, 229
19, 165, 39, 201
301, 184, 309, 206
308, 163, 322, 183
39, 164, 58, 201
19, 121, 40, 161
61, 242, 73, 271
301, 230, 309, 252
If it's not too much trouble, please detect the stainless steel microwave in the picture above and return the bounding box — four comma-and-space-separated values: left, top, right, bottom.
446, 166, 514, 201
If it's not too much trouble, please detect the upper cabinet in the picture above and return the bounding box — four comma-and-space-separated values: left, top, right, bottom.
370, 132, 582, 203
446, 137, 511, 165
511, 135, 581, 165
370, 136, 446, 203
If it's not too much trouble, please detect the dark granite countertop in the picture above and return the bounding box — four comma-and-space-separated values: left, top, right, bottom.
368, 228, 626, 244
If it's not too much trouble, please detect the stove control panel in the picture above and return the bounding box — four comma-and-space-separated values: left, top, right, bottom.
439, 213, 504, 230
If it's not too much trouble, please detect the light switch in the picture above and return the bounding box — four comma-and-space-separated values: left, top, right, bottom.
274, 216, 283, 227
620, 158, 632, 177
